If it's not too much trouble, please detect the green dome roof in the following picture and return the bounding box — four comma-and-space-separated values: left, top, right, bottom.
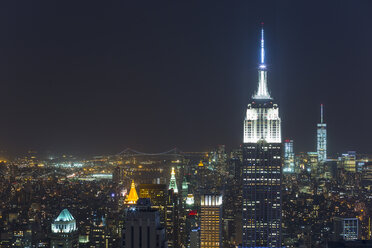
55, 209, 75, 222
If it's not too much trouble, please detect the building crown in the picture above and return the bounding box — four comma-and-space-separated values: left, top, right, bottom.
125, 180, 139, 204
253, 23, 272, 100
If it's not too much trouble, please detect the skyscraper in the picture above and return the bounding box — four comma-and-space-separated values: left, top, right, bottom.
283, 139, 295, 173
317, 104, 327, 163
50, 209, 79, 248
168, 167, 178, 193
166, 189, 180, 248
123, 198, 167, 248
339, 151, 356, 173
166, 168, 180, 248
138, 183, 167, 223
200, 194, 222, 248
242, 24, 282, 247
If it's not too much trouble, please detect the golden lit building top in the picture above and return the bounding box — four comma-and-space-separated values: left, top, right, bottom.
198, 161, 204, 167
125, 180, 139, 204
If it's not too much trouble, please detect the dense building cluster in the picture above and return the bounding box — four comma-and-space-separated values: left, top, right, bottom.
0, 142, 371, 248
0, 26, 372, 248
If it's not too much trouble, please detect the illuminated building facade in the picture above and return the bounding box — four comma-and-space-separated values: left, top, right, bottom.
166, 189, 180, 248
317, 104, 327, 163
283, 139, 295, 173
200, 194, 222, 248
168, 167, 179, 193
182, 177, 189, 206
242, 25, 282, 247
362, 161, 372, 187
166, 167, 180, 248
90, 216, 109, 247
333, 217, 359, 241
139, 184, 167, 223
339, 152, 356, 173
50, 209, 78, 248
307, 152, 319, 175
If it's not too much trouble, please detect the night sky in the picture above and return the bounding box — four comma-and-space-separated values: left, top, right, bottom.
0, 1, 372, 155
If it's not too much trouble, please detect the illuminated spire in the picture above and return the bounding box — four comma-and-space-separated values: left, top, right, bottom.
253, 23, 272, 100
320, 104, 324, 123
125, 180, 139, 204
168, 167, 178, 193
260, 24, 265, 65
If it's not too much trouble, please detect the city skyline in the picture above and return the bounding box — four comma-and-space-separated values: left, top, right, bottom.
1, 2, 372, 247
0, 1, 371, 155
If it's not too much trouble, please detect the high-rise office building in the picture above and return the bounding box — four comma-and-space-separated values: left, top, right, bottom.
339, 151, 357, 173
283, 139, 295, 173
317, 104, 327, 163
307, 152, 319, 175
50, 209, 79, 248
139, 184, 167, 224
167, 168, 180, 248
200, 194, 222, 248
190, 228, 200, 248
123, 198, 167, 248
362, 161, 372, 188
186, 210, 199, 248
333, 217, 359, 241
90, 216, 109, 248
166, 189, 180, 248
242, 24, 282, 247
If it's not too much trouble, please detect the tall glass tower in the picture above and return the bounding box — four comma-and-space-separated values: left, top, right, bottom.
242, 24, 282, 247
317, 104, 327, 163
283, 139, 295, 173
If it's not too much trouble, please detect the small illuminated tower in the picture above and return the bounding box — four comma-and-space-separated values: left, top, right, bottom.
50, 209, 78, 248
167, 167, 180, 248
317, 104, 327, 163
283, 139, 295, 173
125, 180, 139, 204
168, 167, 178, 193
242, 24, 282, 247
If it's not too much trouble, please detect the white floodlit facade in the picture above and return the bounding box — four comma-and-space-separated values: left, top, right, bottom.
317, 104, 327, 163
244, 104, 281, 143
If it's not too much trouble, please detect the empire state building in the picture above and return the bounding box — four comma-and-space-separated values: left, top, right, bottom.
242, 25, 282, 247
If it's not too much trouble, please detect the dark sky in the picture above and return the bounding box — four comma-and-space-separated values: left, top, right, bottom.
0, 1, 371, 155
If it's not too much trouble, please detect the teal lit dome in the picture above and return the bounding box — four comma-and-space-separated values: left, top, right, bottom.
51, 209, 77, 233
55, 209, 74, 222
